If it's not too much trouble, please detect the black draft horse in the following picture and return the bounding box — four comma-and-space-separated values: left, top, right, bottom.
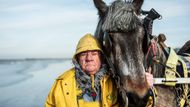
93, 0, 190, 107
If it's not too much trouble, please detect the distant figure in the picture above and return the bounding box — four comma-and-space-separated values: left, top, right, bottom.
158, 33, 167, 48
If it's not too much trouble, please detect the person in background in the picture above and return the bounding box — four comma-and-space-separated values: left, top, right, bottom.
45, 33, 153, 107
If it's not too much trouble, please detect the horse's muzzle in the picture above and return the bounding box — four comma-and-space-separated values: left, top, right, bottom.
121, 74, 149, 98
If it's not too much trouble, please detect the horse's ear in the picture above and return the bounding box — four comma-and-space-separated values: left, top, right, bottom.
132, 0, 144, 15
93, 0, 108, 17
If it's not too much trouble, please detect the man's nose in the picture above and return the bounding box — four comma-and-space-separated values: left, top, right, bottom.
86, 53, 93, 60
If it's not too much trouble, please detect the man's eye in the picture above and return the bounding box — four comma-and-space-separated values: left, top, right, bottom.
91, 52, 99, 56
80, 53, 87, 56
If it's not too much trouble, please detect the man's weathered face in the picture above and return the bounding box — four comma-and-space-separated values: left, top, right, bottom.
78, 50, 101, 75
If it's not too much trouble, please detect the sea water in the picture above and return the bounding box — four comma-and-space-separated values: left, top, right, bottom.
0, 59, 72, 107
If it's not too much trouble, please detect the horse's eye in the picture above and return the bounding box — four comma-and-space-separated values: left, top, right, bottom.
109, 33, 114, 36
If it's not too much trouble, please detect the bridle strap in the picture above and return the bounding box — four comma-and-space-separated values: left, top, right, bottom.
145, 38, 158, 70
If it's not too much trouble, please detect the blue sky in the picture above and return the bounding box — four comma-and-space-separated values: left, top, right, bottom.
0, 0, 190, 59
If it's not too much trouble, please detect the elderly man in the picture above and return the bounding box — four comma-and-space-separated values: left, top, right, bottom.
45, 33, 153, 107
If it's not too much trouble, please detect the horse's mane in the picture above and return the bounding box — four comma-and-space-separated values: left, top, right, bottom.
102, 0, 141, 32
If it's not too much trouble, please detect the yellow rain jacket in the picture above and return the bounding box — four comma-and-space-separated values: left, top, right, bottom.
45, 33, 118, 107
45, 68, 118, 107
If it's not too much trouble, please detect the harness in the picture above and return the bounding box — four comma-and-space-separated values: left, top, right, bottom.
144, 38, 158, 107
145, 37, 190, 107
162, 47, 189, 107
142, 7, 190, 107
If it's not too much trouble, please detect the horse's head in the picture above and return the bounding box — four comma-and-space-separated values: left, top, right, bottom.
94, 0, 149, 97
